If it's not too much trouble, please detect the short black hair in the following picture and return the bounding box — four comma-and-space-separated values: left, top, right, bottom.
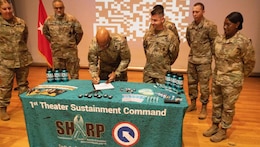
151, 4, 164, 16
153, 5, 164, 11
226, 12, 243, 30
194, 2, 205, 10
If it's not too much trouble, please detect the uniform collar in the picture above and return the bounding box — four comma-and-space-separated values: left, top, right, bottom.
191, 17, 205, 29
151, 26, 169, 36
0, 16, 20, 25
221, 31, 241, 43
54, 13, 67, 21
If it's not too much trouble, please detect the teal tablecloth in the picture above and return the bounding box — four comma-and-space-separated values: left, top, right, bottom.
20, 80, 188, 147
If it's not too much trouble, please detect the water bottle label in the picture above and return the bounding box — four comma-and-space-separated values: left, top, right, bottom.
46, 69, 54, 82
54, 70, 61, 82
176, 76, 184, 90
166, 76, 171, 82
61, 72, 68, 81
61, 72, 66, 77
177, 80, 183, 85
47, 75, 54, 82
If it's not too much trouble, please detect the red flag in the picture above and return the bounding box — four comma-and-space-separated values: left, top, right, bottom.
38, 0, 53, 67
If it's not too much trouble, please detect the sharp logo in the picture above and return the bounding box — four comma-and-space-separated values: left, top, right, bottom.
55, 114, 107, 145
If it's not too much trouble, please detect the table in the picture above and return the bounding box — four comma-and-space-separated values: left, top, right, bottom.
20, 80, 188, 147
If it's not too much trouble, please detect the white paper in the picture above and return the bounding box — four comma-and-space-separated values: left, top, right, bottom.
93, 83, 114, 90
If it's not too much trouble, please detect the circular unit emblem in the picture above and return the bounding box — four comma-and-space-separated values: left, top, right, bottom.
112, 122, 140, 147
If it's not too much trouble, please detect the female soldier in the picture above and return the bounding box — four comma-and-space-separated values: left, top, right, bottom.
203, 12, 255, 142
0, 0, 33, 121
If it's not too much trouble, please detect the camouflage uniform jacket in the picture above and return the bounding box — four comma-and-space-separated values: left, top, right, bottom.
88, 33, 131, 78
0, 16, 33, 68
186, 17, 218, 64
213, 32, 255, 87
143, 27, 179, 78
150, 20, 180, 43
43, 13, 83, 59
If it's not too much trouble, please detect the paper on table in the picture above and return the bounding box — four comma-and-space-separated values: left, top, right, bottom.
122, 94, 146, 103
93, 83, 114, 90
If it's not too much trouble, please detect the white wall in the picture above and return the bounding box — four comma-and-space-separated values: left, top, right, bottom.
13, 0, 260, 73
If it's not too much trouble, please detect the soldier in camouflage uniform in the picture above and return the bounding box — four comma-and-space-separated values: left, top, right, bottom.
203, 12, 255, 142
149, 5, 180, 43
0, 0, 33, 121
88, 28, 131, 84
43, 0, 83, 79
185, 2, 218, 119
143, 6, 179, 83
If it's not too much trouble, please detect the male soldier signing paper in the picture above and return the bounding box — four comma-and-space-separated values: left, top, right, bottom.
88, 28, 131, 84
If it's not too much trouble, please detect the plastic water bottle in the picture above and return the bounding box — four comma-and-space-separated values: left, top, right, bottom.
61, 69, 69, 82
46, 68, 54, 82
171, 73, 177, 89
165, 72, 171, 89
54, 68, 61, 82
176, 74, 184, 94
